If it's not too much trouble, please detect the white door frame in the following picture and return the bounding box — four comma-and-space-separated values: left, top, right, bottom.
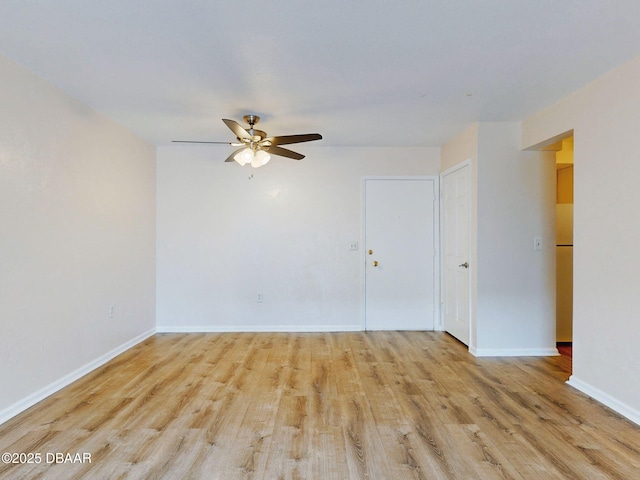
361, 175, 440, 330
439, 160, 473, 345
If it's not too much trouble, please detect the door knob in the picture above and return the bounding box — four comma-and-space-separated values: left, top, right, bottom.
459, 261, 469, 269
368, 249, 374, 255
372, 260, 379, 267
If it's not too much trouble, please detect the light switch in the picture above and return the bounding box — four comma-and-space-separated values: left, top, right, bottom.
533, 237, 543, 251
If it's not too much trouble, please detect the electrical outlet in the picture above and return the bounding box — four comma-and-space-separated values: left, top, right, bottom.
349, 241, 359, 251
257, 293, 263, 303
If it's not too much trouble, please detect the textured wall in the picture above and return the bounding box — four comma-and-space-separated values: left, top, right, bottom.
0, 55, 156, 420
522, 54, 640, 424
156, 145, 440, 331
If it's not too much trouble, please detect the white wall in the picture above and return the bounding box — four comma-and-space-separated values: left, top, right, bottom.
156, 145, 440, 331
476, 123, 556, 355
441, 122, 556, 356
0, 55, 156, 422
522, 54, 640, 424
441, 124, 478, 173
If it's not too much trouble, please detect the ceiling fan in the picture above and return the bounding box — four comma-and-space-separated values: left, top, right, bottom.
172, 115, 322, 168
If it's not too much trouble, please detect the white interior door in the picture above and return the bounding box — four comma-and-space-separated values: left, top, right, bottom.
364, 177, 438, 330
441, 163, 470, 345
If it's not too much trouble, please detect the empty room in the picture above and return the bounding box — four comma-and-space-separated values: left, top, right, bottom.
1, 2, 640, 479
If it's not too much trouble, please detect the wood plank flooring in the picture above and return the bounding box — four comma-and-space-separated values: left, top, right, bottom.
0, 332, 638, 479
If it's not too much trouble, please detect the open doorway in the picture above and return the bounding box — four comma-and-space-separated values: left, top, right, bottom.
528, 133, 574, 371
555, 137, 574, 364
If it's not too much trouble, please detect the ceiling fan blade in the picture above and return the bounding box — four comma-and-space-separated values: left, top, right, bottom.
224, 147, 246, 163
172, 140, 232, 144
267, 145, 305, 160
222, 119, 251, 140
267, 133, 322, 146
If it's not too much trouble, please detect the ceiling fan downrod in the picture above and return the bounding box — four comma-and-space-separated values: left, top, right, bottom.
243, 115, 262, 151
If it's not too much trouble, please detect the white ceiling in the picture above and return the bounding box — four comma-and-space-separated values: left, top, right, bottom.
2, 1, 640, 148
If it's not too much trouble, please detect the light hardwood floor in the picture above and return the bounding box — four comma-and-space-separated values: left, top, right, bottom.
0, 332, 638, 479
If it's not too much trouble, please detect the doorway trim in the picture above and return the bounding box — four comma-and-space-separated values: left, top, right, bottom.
361, 175, 440, 331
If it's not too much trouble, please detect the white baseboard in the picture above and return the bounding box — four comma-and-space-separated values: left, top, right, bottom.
470, 347, 560, 357
0, 328, 156, 426
567, 375, 640, 427
156, 324, 362, 333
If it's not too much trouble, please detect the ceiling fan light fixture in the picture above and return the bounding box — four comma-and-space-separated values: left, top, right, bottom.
234, 147, 254, 166
252, 149, 271, 168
